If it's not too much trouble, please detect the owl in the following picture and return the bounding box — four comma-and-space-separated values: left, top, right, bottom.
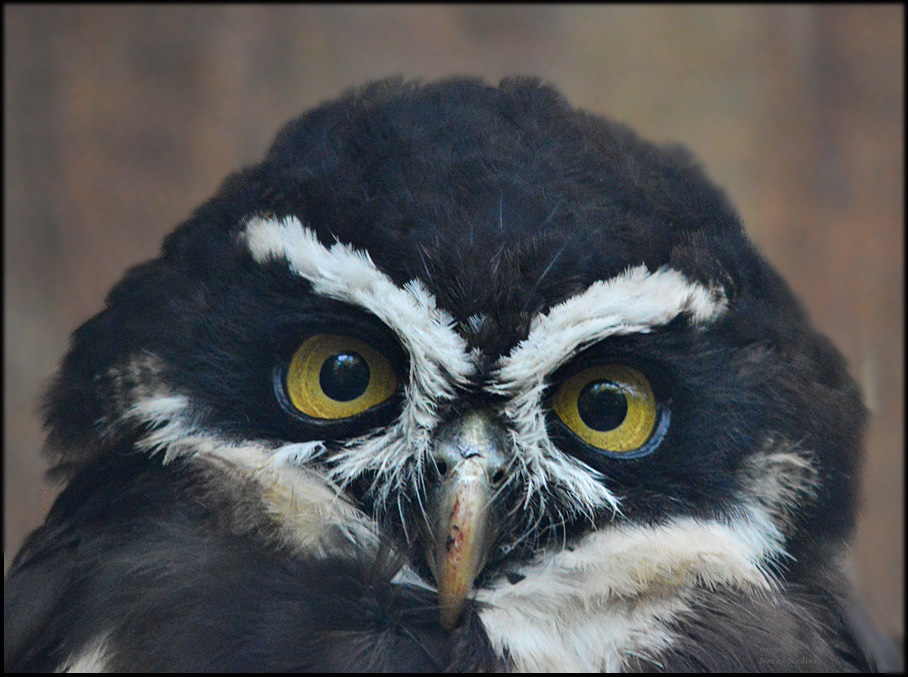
4, 77, 899, 672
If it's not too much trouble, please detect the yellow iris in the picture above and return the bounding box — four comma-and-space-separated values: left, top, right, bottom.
552, 365, 657, 452
286, 334, 398, 420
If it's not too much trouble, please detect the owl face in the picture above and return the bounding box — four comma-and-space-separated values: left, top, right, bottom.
44, 78, 865, 646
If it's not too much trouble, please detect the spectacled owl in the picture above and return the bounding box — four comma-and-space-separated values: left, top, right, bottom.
4, 77, 899, 672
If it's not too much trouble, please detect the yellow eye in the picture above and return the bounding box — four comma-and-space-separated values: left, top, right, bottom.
552, 365, 658, 453
285, 334, 398, 420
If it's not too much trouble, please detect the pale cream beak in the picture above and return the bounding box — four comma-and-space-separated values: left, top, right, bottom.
423, 411, 508, 630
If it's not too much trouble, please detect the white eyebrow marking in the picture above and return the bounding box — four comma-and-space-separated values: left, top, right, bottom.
494, 265, 726, 396
240, 214, 473, 397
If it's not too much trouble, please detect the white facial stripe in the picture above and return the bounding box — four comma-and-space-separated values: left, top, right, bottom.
112, 388, 379, 553
478, 509, 783, 672
240, 215, 474, 489
738, 443, 819, 535
494, 265, 726, 396
191, 444, 380, 557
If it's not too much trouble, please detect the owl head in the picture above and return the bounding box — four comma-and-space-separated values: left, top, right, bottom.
42, 77, 866, 634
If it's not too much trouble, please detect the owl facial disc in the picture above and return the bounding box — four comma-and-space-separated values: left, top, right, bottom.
423, 411, 509, 629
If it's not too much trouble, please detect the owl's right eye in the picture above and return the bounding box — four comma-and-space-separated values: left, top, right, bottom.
283, 334, 399, 420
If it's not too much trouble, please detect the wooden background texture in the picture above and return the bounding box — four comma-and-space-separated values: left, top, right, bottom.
4, 5, 903, 637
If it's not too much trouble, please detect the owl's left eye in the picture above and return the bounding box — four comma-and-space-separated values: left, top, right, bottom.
552, 364, 663, 455
283, 334, 399, 420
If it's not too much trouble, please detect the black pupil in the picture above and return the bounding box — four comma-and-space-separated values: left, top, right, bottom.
319, 351, 370, 401
577, 381, 628, 431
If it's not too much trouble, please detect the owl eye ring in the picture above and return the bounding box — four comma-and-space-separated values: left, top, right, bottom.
552, 364, 668, 456
281, 334, 399, 420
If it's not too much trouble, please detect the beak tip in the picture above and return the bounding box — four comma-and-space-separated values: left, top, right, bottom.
437, 572, 472, 629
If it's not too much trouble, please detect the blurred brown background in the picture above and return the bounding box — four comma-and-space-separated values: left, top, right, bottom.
4, 6, 903, 636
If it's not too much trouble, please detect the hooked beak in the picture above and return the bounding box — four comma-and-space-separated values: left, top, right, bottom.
423, 410, 509, 630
